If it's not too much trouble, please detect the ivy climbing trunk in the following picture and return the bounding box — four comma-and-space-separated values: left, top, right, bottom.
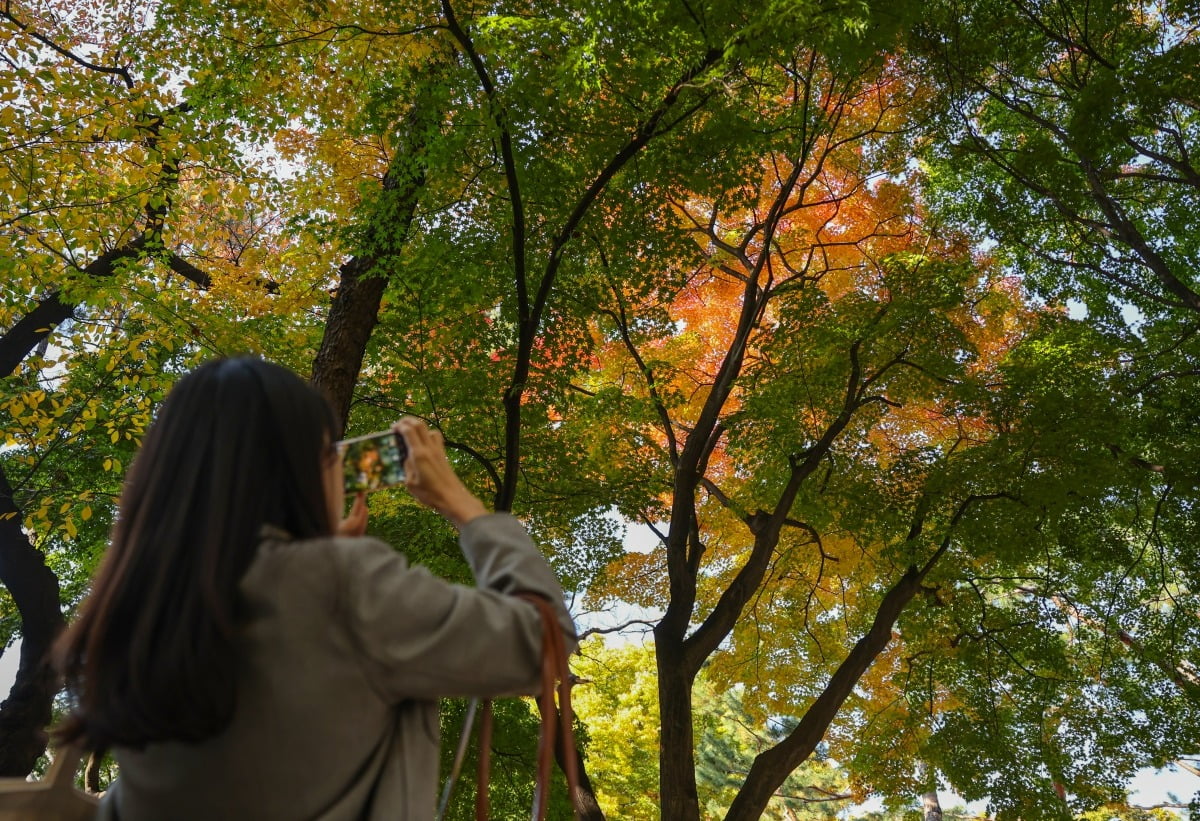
311, 92, 434, 432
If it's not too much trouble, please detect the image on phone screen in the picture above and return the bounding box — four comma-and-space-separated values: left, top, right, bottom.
336, 431, 407, 493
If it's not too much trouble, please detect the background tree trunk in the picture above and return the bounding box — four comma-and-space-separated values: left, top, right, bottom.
310, 93, 433, 432
0, 466, 63, 776
923, 790, 944, 821
311, 256, 393, 434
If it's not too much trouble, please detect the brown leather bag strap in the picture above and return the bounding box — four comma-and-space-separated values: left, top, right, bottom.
475, 594, 579, 821
473, 699, 494, 821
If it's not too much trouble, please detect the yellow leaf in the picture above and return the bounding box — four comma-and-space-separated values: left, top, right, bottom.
81, 506, 92, 521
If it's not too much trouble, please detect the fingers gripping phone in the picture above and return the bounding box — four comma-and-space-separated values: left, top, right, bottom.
335, 430, 408, 494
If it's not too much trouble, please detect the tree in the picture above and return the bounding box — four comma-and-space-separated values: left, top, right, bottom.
0, 0, 421, 777
912, 0, 1200, 321
573, 637, 853, 819
1, 0, 751, 811
903, 1, 1200, 815
0, 0, 228, 774
572, 43, 1045, 819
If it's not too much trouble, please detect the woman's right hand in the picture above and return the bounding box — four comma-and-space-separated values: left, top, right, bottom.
394, 417, 489, 529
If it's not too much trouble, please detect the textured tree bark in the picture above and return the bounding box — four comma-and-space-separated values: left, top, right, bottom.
0, 238, 153, 378
0, 466, 64, 776
919, 760, 943, 821
310, 96, 431, 434
655, 634, 701, 821
85, 751, 103, 793
923, 790, 944, 821
0, 292, 75, 378
310, 255, 392, 434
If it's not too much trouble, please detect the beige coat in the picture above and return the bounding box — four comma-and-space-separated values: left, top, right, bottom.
99, 513, 576, 821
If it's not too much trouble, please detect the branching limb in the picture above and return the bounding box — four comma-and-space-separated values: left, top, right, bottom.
1, 2, 134, 88
578, 619, 660, 641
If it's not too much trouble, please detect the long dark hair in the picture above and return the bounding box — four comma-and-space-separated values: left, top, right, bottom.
53, 357, 338, 750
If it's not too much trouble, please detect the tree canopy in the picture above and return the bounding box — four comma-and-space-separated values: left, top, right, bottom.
1, 0, 1197, 818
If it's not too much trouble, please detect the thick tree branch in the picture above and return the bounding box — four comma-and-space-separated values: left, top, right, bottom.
0, 236, 152, 378
164, 250, 214, 289
724, 493, 1007, 821
1, 3, 134, 89
724, 562, 926, 820
681, 338, 869, 672
311, 91, 433, 433
1080, 159, 1200, 313
0, 464, 62, 776
659, 149, 811, 651
1177, 759, 1200, 778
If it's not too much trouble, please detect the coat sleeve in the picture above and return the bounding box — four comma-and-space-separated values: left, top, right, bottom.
334, 513, 577, 701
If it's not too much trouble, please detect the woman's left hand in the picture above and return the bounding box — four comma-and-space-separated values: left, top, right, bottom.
337, 492, 369, 537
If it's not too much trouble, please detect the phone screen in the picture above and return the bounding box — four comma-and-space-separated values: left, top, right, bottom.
336, 430, 408, 493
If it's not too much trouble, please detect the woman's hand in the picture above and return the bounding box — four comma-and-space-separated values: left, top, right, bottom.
337, 492, 369, 537
394, 417, 488, 529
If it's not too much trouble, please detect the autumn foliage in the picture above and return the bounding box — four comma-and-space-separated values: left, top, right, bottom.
2, 0, 1199, 819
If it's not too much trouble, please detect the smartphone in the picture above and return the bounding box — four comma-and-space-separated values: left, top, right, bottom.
335, 429, 408, 493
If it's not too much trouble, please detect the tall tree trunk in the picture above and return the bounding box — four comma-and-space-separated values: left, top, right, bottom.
0, 466, 63, 776
311, 255, 393, 434
655, 636, 701, 820
310, 93, 433, 432
923, 790, 944, 821
920, 760, 943, 821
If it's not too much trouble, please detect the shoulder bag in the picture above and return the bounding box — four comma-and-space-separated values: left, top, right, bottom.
438, 593, 581, 821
